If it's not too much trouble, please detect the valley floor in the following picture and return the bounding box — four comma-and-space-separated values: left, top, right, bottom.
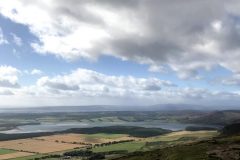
0, 130, 218, 160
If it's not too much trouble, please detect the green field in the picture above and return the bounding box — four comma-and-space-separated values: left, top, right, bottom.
9, 154, 49, 160
92, 141, 146, 153
5, 131, 220, 160
115, 134, 240, 160
1, 130, 218, 160
0, 148, 16, 155
91, 131, 218, 154
114, 127, 240, 160
116, 142, 211, 160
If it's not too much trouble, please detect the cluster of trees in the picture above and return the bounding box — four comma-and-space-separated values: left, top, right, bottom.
32, 150, 105, 160
0, 126, 172, 142
72, 141, 91, 145
88, 153, 105, 160
64, 126, 171, 138
55, 139, 91, 146
34, 154, 61, 160
185, 126, 217, 131
221, 123, 240, 135
94, 140, 134, 147
102, 150, 128, 155
63, 150, 105, 160
63, 150, 93, 157
145, 141, 164, 147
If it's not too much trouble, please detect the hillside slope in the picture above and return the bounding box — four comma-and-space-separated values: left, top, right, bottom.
185, 111, 240, 125
221, 123, 240, 136
115, 125, 240, 160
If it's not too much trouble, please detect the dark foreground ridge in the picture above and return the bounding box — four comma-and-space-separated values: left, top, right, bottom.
114, 125, 240, 160
221, 123, 240, 136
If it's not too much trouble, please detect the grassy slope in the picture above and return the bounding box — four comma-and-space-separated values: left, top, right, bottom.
146, 131, 218, 142
8, 131, 218, 160
92, 131, 218, 154
115, 142, 211, 160
115, 134, 240, 160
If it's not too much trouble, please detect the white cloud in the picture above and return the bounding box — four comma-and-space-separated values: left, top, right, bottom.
12, 48, 21, 59
11, 33, 22, 46
0, 66, 20, 88
148, 65, 166, 73
0, 27, 8, 45
36, 68, 175, 96
21, 68, 240, 106
2, 0, 240, 79
0, 67, 239, 107
212, 20, 222, 32
24, 69, 44, 76
0, 89, 14, 95
1, 1, 240, 106
30, 69, 43, 75
221, 74, 240, 86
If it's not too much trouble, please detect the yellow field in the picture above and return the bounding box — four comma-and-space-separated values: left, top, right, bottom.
146, 131, 218, 142
0, 152, 33, 160
0, 138, 83, 154
34, 133, 137, 144
34, 133, 94, 144
0, 133, 136, 157
0, 131, 217, 159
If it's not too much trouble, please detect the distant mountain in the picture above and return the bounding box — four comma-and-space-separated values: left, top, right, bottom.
0, 104, 239, 113
149, 104, 210, 111
0, 105, 123, 113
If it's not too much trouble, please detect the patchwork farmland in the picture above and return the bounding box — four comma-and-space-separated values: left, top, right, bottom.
0, 133, 140, 159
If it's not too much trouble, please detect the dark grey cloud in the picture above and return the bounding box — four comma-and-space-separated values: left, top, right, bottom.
144, 84, 161, 91
2, 0, 240, 79
221, 74, 240, 86
0, 90, 14, 95
0, 79, 20, 88
43, 81, 79, 91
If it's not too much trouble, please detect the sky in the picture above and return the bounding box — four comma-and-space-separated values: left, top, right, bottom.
0, 0, 240, 108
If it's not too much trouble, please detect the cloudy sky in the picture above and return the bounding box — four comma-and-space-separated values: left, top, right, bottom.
0, 0, 240, 107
